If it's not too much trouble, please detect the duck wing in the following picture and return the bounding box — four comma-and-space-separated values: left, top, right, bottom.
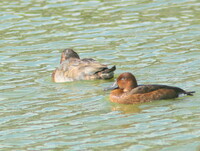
60, 58, 115, 80
77, 59, 108, 75
131, 84, 194, 95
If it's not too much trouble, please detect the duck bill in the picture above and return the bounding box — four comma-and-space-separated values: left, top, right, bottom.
104, 81, 119, 91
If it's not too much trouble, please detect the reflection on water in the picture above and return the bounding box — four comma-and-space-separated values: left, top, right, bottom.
0, 0, 200, 150
111, 104, 142, 114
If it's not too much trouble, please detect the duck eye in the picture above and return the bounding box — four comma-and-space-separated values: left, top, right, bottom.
121, 77, 126, 80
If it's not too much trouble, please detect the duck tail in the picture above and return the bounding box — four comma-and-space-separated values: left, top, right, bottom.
99, 65, 116, 79
104, 65, 116, 73
185, 91, 195, 96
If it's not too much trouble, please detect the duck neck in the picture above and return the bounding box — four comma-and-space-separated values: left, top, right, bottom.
60, 56, 78, 64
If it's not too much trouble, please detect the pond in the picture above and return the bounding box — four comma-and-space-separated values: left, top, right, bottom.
0, 0, 200, 150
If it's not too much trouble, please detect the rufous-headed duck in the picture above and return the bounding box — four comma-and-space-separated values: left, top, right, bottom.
106, 72, 195, 104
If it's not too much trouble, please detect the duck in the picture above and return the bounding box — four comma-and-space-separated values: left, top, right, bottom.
52, 48, 116, 82
105, 72, 195, 104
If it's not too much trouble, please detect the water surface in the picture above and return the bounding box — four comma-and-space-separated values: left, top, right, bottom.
0, 0, 200, 150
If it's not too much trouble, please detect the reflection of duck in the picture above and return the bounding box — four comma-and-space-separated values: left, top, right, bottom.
112, 104, 141, 114
52, 48, 116, 82
106, 72, 195, 104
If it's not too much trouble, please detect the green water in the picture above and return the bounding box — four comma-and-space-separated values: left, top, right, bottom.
0, 0, 200, 150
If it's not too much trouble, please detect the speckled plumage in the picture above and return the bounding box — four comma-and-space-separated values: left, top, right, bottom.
52, 49, 116, 82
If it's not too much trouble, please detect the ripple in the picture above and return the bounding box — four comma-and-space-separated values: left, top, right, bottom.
0, 0, 200, 150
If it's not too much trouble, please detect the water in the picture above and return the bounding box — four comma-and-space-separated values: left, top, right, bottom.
0, 0, 200, 150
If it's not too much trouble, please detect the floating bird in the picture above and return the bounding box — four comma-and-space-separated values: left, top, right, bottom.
52, 48, 116, 82
105, 72, 195, 104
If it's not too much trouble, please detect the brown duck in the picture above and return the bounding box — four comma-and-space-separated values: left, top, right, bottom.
106, 72, 195, 104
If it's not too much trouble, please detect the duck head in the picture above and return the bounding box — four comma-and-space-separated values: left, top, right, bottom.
60, 48, 80, 63
105, 72, 138, 92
